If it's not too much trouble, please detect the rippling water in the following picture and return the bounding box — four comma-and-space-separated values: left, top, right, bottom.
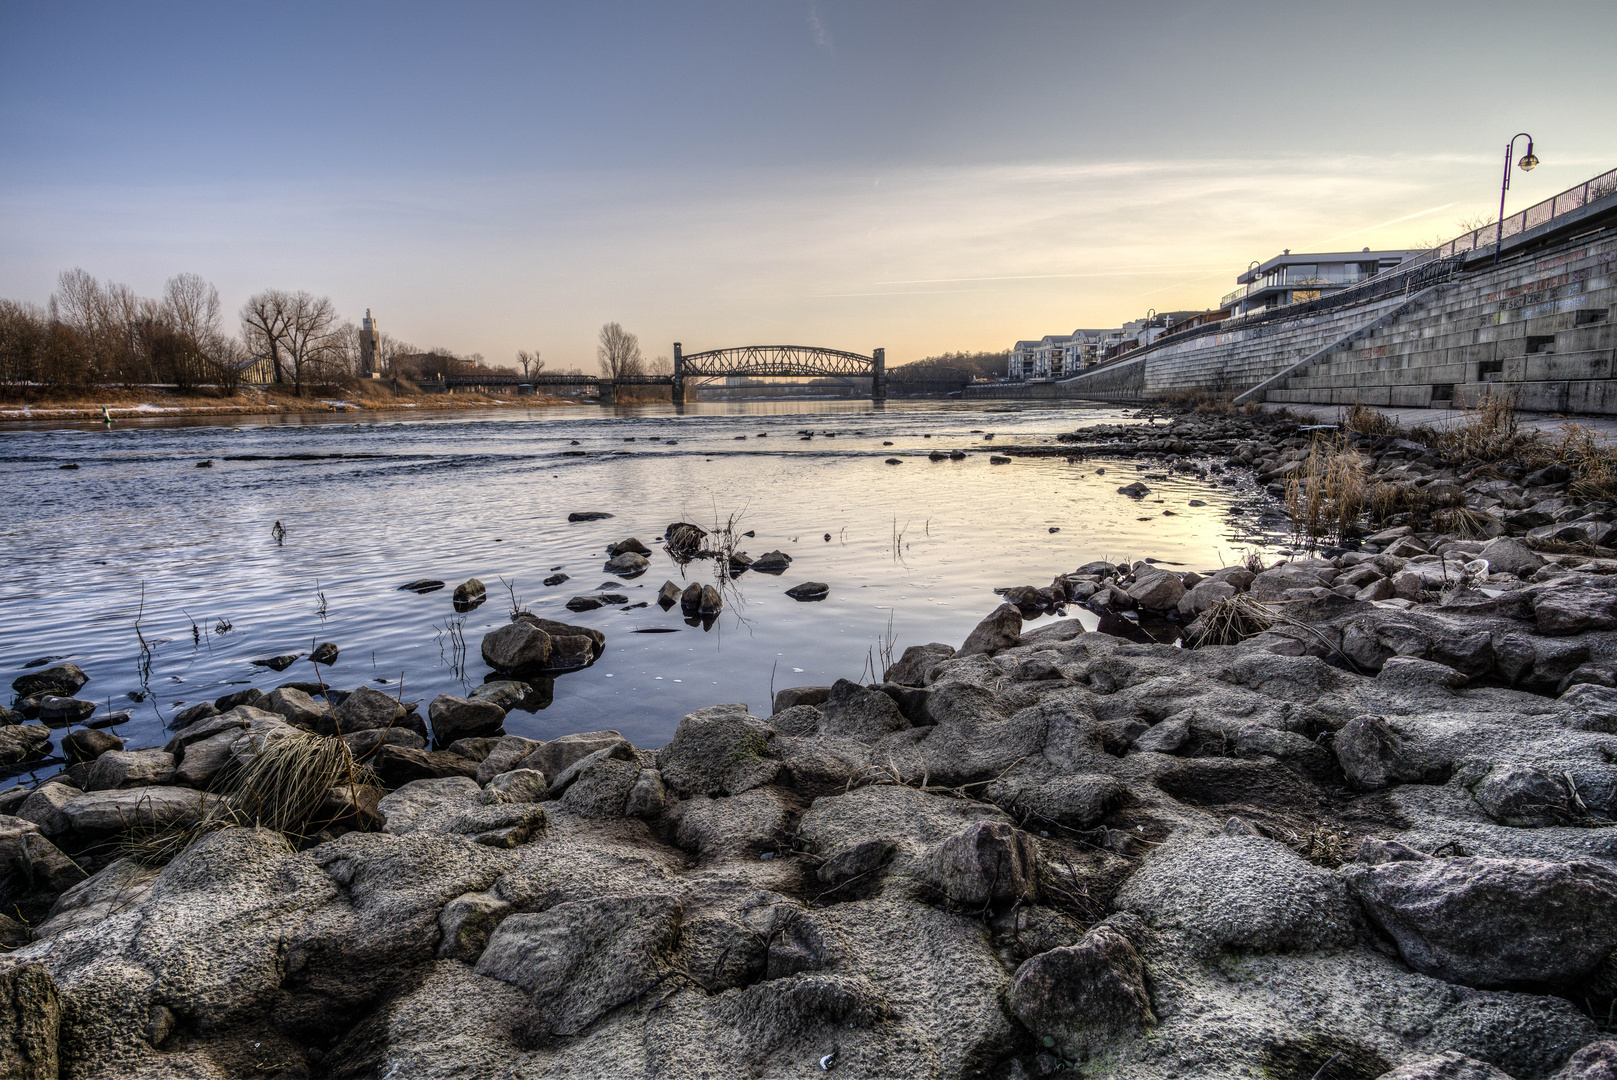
0, 399, 1288, 782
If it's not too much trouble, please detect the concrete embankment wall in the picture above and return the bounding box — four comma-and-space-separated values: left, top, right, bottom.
966, 200, 1617, 414
1268, 233, 1617, 412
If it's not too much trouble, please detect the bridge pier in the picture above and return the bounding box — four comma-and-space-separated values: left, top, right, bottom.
872, 347, 886, 405
671, 342, 685, 404
597, 380, 615, 405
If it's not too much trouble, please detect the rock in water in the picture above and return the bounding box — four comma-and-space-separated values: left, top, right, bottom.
785, 582, 829, 601
958, 603, 1022, 657
656, 580, 682, 608
699, 584, 723, 614
309, 641, 340, 666
567, 511, 614, 522
398, 579, 446, 594
61, 728, 122, 763
1126, 566, 1186, 612
884, 643, 955, 686
481, 621, 552, 671
750, 550, 792, 573
1117, 481, 1151, 497
1007, 918, 1155, 1058
11, 662, 89, 699
602, 551, 649, 575
1345, 856, 1617, 987
452, 579, 487, 612
606, 538, 651, 556
250, 653, 301, 672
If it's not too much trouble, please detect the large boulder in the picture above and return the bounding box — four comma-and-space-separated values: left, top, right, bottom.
1345, 856, 1617, 987
656, 704, 779, 798
1115, 834, 1357, 954
61, 728, 122, 764
1533, 585, 1617, 635
1470, 764, 1577, 827
427, 695, 506, 746
11, 663, 88, 700
0, 725, 50, 768
958, 604, 1022, 657
480, 621, 552, 672
602, 551, 649, 575
264, 687, 330, 728
1477, 536, 1545, 578
515, 731, 625, 781
476, 735, 546, 784
1007, 917, 1155, 1059
473, 894, 683, 1037
84, 749, 176, 791
330, 686, 408, 734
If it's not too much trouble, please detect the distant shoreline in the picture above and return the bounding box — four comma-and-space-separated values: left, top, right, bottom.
0, 385, 581, 426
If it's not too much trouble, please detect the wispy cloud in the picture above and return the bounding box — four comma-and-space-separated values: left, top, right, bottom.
807, 2, 833, 55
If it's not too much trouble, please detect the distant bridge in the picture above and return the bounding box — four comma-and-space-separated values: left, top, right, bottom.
442, 343, 887, 403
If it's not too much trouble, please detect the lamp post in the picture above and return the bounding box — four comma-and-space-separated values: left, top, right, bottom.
1494, 133, 1539, 267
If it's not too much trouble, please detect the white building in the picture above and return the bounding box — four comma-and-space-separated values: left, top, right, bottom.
1009, 329, 1122, 380
1221, 249, 1421, 317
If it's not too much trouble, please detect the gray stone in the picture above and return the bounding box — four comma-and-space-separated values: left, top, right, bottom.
1335, 714, 1422, 790
264, 686, 329, 728
1551, 1041, 1617, 1080
1178, 578, 1236, 616
438, 889, 513, 962
485, 769, 547, 803
751, 550, 793, 572
1345, 856, 1617, 987
428, 694, 506, 745
656, 704, 779, 798
330, 685, 408, 734
1128, 565, 1187, 611
920, 821, 1040, 907
785, 581, 829, 601
958, 603, 1022, 657
514, 730, 625, 782
0, 962, 59, 1080
341, 726, 426, 760
1478, 536, 1546, 577
817, 678, 908, 743
1470, 764, 1576, 827
84, 749, 175, 791
452, 579, 487, 611
0, 725, 50, 768
994, 774, 1125, 829
35, 697, 97, 727
473, 894, 683, 1036
1533, 585, 1617, 635
602, 551, 649, 575
480, 621, 552, 671
884, 644, 955, 686
773, 685, 832, 712
61, 728, 122, 763
15, 782, 83, 838
11, 663, 88, 699
170, 701, 218, 728
624, 769, 667, 818
556, 754, 640, 818
698, 584, 723, 613
1007, 918, 1155, 1059
606, 538, 651, 557
309, 641, 340, 665
1378, 655, 1468, 689
467, 681, 535, 712
1115, 834, 1357, 954
656, 580, 682, 607
477, 735, 546, 784
1374, 1052, 1516, 1079
57, 786, 216, 839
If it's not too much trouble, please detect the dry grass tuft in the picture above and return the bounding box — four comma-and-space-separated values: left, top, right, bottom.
1342, 402, 1398, 437
1284, 434, 1367, 548
124, 731, 378, 866
1188, 594, 1276, 647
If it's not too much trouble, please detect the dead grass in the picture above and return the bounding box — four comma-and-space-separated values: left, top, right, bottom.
1188, 594, 1276, 647
1284, 434, 1367, 547
1342, 401, 1398, 437
123, 731, 378, 865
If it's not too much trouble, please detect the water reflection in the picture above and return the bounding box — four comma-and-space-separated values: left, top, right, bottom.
0, 400, 1288, 778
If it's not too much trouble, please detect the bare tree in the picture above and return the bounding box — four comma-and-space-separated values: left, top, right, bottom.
240, 290, 292, 385
280, 292, 339, 396
516, 349, 543, 379
597, 322, 643, 379
51, 269, 142, 384
647, 354, 672, 377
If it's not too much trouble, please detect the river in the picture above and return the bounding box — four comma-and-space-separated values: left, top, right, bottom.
0, 399, 1289, 784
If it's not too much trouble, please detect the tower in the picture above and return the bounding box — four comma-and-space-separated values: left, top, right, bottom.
360, 309, 380, 377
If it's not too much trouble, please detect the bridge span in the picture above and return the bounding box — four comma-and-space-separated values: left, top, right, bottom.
442, 343, 886, 403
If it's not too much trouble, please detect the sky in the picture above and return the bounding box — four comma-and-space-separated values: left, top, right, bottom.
3, 1, 1615, 369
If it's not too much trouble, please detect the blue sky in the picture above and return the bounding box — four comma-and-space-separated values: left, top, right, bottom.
3, 1, 1614, 367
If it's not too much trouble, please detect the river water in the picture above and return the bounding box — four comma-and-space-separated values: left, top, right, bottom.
0, 399, 1288, 783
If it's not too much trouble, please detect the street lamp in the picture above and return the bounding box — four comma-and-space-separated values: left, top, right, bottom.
1494, 132, 1539, 266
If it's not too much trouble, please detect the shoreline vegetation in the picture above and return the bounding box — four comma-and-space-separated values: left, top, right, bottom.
4, 396, 1617, 1076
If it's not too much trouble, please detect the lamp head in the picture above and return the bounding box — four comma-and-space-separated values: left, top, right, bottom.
1518, 152, 1539, 172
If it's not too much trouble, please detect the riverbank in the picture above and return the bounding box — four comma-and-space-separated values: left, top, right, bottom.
3, 400, 1617, 1077
0, 383, 574, 423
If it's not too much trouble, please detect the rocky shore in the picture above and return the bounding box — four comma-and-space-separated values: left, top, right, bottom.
4, 404, 1617, 1079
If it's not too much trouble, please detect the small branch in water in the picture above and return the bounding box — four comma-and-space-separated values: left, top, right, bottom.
271, 520, 286, 546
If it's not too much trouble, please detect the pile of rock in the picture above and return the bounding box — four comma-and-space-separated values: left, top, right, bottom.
4, 581, 1616, 1077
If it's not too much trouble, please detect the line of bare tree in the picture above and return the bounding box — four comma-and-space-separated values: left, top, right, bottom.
596, 322, 671, 379
0, 268, 554, 397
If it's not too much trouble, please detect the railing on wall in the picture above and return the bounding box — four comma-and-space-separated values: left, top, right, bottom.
1434, 168, 1617, 259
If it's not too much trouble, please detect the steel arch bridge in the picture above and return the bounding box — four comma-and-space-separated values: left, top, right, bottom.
673, 342, 886, 403
440, 342, 886, 403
